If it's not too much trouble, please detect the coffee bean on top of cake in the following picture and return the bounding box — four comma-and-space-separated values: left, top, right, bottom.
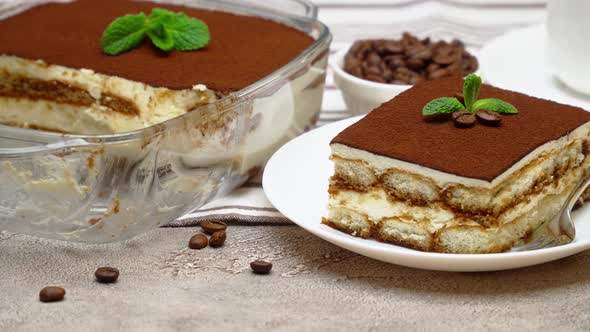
343, 32, 478, 85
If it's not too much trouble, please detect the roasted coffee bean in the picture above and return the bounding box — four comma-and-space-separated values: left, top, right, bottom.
365, 75, 387, 83
188, 234, 209, 249
382, 68, 394, 81
349, 40, 371, 58
343, 54, 361, 72
433, 54, 456, 65
406, 57, 425, 70
424, 112, 452, 123
384, 55, 405, 68
366, 52, 381, 66
401, 32, 419, 46
39, 286, 65, 302
209, 230, 226, 247
381, 41, 404, 54
476, 109, 502, 126
200, 220, 227, 235
436, 45, 454, 56
250, 260, 273, 275
453, 111, 476, 128
405, 45, 426, 56
409, 47, 433, 61
446, 61, 462, 75
464, 56, 479, 73
350, 66, 363, 77
343, 33, 477, 85
348, 41, 364, 54
396, 67, 413, 75
396, 74, 411, 82
95, 267, 119, 283
454, 93, 465, 105
363, 65, 381, 77
426, 63, 440, 73
428, 68, 450, 80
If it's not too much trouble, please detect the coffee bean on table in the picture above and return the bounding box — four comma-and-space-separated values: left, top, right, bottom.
476, 109, 502, 126
95, 267, 119, 283
209, 230, 226, 247
39, 286, 65, 302
200, 220, 227, 235
250, 260, 273, 275
453, 111, 476, 128
188, 234, 209, 249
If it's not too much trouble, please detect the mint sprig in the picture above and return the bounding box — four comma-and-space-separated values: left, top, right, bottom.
422, 97, 464, 116
422, 74, 518, 117
101, 13, 148, 56
101, 8, 210, 55
472, 98, 518, 114
463, 73, 482, 110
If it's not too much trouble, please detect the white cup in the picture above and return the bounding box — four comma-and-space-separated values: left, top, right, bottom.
547, 0, 590, 95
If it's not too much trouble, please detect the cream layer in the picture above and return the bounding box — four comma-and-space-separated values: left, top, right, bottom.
0, 55, 215, 133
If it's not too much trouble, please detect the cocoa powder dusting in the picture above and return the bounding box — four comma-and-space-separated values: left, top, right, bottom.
0, 0, 314, 92
332, 77, 590, 181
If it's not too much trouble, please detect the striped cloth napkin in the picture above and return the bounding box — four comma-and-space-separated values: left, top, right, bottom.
170, 0, 545, 226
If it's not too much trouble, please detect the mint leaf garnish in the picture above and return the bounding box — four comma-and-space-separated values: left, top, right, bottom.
166, 13, 210, 51
101, 13, 147, 55
422, 97, 465, 116
463, 73, 482, 111
101, 8, 210, 55
473, 98, 518, 114
147, 20, 175, 51
150, 8, 176, 21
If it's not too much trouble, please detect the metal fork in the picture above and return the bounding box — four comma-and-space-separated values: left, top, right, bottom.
511, 174, 590, 252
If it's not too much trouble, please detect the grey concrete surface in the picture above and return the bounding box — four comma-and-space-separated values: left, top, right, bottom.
1, 226, 590, 331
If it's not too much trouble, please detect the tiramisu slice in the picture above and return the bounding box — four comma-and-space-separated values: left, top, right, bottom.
324, 76, 590, 253
0, 0, 314, 134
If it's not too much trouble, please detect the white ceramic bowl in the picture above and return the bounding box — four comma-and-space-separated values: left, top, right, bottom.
330, 45, 480, 115
330, 46, 411, 115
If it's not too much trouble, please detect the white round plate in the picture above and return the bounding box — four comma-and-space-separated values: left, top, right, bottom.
263, 116, 590, 272
480, 24, 590, 110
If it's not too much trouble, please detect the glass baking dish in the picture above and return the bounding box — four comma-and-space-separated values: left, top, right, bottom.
0, 0, 331, 242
